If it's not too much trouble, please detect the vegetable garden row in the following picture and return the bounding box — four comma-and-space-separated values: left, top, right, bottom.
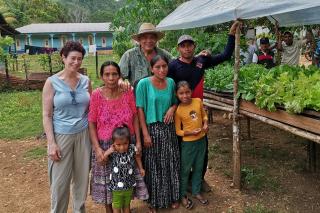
205, 64, 320, 114
204, 64, 320, 143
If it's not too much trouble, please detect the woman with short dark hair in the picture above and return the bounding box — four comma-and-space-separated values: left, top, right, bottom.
43, 41, 92, 212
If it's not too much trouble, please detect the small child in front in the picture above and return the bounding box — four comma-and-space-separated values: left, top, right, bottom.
174, 81, 209, 209
104, 125, 145, 213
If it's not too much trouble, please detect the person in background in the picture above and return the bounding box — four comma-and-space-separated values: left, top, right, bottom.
174, 81, 209, 209
314, 40, 320, 68
168, 21, 241, 192
136, 55, 180, 213
89, 61, 148, 213
119, 23, 172, 85
252, 37, 276, 69
276, 30, 309, 65
244, 37, 258, 64
42, 41, 92, 213
104, 125, 145, 213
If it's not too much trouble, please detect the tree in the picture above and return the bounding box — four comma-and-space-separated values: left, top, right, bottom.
58, 0, 125, 22
112, 0, 186, 57
0, 36, 14, 61
0, 1, 17, 24
3, 0, 68, 27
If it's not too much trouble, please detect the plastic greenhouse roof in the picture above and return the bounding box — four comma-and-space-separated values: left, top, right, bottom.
157, 0, 320, 30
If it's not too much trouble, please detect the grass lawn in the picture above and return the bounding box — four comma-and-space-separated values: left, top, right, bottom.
0, 54, 118, 140
0, 90, 42, 139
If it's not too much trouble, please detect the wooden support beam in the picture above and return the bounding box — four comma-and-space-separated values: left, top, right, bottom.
204, 92, 234, 105
232, 25, 241, 189
240, 110, 320, 144
203, 101, 233, 112
240, 101, 320, 135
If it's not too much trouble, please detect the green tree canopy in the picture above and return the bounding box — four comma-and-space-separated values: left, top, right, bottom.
3, 0, 68, 27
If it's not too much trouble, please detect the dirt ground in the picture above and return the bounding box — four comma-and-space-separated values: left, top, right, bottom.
1, 110, 320, 213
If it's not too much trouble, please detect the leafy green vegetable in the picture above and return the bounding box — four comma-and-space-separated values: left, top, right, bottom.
204, 62, 234, 91
204, 63, 320, 113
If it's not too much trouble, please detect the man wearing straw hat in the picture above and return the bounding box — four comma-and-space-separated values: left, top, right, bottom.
119, 23, 172, 85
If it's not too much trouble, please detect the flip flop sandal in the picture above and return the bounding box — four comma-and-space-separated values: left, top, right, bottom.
195, 196, 209, 206
182, 197, 194, 210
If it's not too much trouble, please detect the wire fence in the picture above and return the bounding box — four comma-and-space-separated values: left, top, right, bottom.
0, 52, 116, 90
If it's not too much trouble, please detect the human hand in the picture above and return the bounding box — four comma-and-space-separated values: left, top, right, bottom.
143, 134, 152, 148
118, 78, 131, 91
202, 123, 209, 133
95, 146, 105, 164
163, 106, 175, 124
229, 20, 243, 35
100, 145, 115, 165
139, 168, 145, 177
106, 144, 115, 155
48, 142, 61, 161
192, 128, 202, 135
198, 49, 211, 57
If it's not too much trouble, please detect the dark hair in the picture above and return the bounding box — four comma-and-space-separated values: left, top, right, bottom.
60, 41, 86, 58
260, 37, 270, 45
150, 55, 169, 68
283, 31, 292, 36
100, 61, 121, 77
176, 80, 191, 92
112, 124, 131, 143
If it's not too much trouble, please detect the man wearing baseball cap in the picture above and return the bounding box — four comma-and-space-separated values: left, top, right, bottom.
168, 21, 241, 194
252, 37, 275, 69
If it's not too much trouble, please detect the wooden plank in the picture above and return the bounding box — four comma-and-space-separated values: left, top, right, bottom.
240, 100, 320, 135
203, 101, 233, 112
240, 110, 320, 143
204, 89, 233, 98
204, 99, 232, 108
204, 92, 234, 105
303, 110, 320, 119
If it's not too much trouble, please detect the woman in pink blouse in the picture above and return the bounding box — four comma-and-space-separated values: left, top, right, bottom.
88, 61, 148, 212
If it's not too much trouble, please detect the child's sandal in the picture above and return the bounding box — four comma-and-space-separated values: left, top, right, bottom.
194, 195, 209, 206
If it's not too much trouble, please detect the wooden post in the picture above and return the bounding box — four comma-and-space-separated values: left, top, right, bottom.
95, 51, 99, 78
275, 21, 281, 65
23, 56, 28, 82
15, 55, 18, 72
48, 54, 53, 76
232, 25, 241, 189
4, 56, 10, 83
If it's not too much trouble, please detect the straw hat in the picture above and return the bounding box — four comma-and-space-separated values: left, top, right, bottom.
132, 23, 165, 41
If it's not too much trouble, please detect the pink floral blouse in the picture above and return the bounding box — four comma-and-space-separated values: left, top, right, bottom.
88, 88, 137, 141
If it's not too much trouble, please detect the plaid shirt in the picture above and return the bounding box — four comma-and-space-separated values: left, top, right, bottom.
119, 45, 172, 84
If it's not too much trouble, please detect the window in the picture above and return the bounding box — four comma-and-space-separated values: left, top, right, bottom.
88, 35, 94, 45
44, 39, 49, 47
101, 37, 107, 47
